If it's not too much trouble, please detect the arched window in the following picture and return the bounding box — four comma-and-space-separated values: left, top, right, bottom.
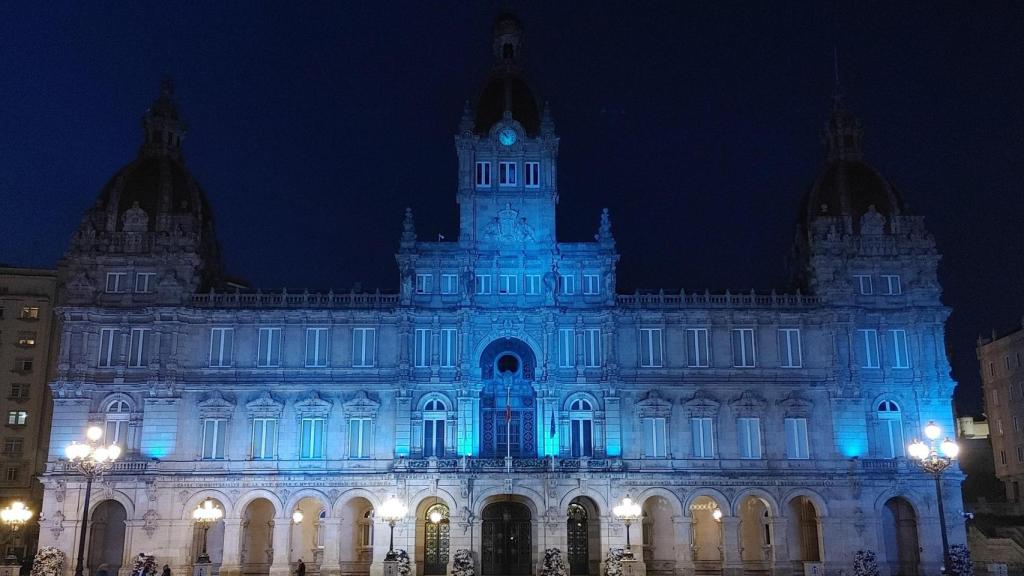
876, 400, 904, 458
424, 399, 447, 458
569, 398, 593, 457
105, 400, 130, 446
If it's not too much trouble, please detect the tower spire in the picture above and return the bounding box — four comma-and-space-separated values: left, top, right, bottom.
140, 78, 186, 158
824, 51, 862, 162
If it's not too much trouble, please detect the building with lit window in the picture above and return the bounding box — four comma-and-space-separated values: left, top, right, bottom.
0, 266, 57, 560
978, 320, 1024, 502
39, 15, 963, 576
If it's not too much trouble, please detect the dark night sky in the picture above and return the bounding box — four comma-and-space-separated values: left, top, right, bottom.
1, 2, 1022, 416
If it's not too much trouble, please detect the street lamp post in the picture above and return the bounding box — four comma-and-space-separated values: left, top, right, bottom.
908, 421, 960, 572
1, 501, 33, 564
613, 496, 642, 559
65, 426, 121, 576
379, 497, 408, 562
191, 499, 224, 563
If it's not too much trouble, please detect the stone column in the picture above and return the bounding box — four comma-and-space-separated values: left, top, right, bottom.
674, 516, 694, 576
720, 517, 742, 576
217, 519, 242, 576
769, 518, 791, 576
269, 520, 292, 576
320, 518, 342, 576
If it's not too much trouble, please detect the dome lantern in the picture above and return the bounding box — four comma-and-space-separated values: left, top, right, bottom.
140, 78, 186, 159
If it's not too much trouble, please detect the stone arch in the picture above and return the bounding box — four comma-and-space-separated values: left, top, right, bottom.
558, 487, 609, 514
735, 491, 776, 563
473, 487, 545, 518
234, 489, 283, 519
181, 490, 235, 520
781, 489, 829, 518
731, 488, 779, 515
240, 497, 277, 576
682, 488, 731, 517
634, 487, 684, 516
474, 335, 542, 380
872, 489, 926, 518
408, 488, 460, 515
563, 391, 601, 411
477, 493, 540, 576
416, 392, 454, 412
880, 496, 921, 576
89, 492, 135, 519
330, 488, 383, 518
283, 489, 333, 518
566, 495, 602, 576
99, 391, 137, 413
87, 499, 129, 576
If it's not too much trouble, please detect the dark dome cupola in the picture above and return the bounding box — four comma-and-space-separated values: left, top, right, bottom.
474, 13, 541, 136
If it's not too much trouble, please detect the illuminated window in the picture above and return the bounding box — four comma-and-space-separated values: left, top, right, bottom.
569, 399, 593, 457
475, 162, 491, 187
881, 275, 902, 295
105, 272, 128, 293
858, 329, 880, 368
134, 272, 156, 293
854, 274, 873, 295
643, 417, 667, 458
559, 275, 576, 295
19, 307, 39, 320
558, 329, 575, 368
98, 328, 117, 367
16, 332, 36, 347
306, 328, 329, 367
639, 328, 663, 368
201, 419, 226, 460
686, 328, 710, 367
475, 275, 492, 295
440, 274, 458, 295
105, 400, 129, 446
737, 417, 761, 459
525, 275, 541, 295
414, 329, 430, 368
416, 274, 432, 294
498, 161, 517, 186
300, 418, 325, 459
499, 274, 518, 294
785, 418, 810, 459
890, 330, 910, 368
257, 328, 281, 367
876, 401, 904, 458
731, 329, 756, 368
7, 411, 27, 426
525, 162, 540, 187
128, 328, 149, 368
349, 418, 372, 458
423, 399, 446, 458
440, 328, 457, 368
691, 417, 714, 458
251, 418, 277, 460
352, 328, 376, 368
209, 328, 234, 368
583, 274, 600, 295
583, 329, 601, 368
778, 328, 802, 368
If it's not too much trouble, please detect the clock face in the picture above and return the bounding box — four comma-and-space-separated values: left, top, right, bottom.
498, 127, 517, 146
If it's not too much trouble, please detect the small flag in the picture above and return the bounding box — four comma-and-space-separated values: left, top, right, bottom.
549, 407, 556, 437
438, 233, 446, 241
505, 390, 512, 423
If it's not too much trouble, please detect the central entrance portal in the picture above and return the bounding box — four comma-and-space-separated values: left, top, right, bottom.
479, 338, 537, 458
481, 501, 533, 575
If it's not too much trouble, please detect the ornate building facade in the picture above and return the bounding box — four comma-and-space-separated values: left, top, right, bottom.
39, 15, 964, 576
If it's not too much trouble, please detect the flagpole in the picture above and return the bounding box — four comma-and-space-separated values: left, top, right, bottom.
506, 383, 511, 462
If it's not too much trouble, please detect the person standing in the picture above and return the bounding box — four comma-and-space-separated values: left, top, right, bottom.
297, 559, 306, 576
161, 565, 171, 576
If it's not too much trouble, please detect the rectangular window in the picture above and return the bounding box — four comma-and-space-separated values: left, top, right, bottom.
415, 274, 432, 294
525, 275, 541, 295
778, 328, 802, 368
134, 272, 156, 293
349, 418, 372, 458
691, 417, 714, 458
128, 328, 148, 368
499, 274, 518, 294
583, 329, 601, 368
993, 389, 1000, 407
2, 438, 23, 454
98, 328, 117, 368
305, 328, 329, 367
300, 418, 325, 459
257, 328, 281, 367
209, 327, 234, 368
879, 418, 905, 459
441, 274, 459, 295
559, 274, 576, 295
583, 274, 600, 295
16, 332, 36, 347
414, 328, 430, 368
570, 418, 593, 457
5, 467, 17, 481
855, 274, 873, 295
881, 274, 902, 295
475, 162, 491, 187
9, 384, 29, 399
104, 419, 126, 446
201, 419, 226, 460
1014, 416, 1021, 432
498, 161, 517, 186
643, 417, 667, 458
6, 411, 27, 426
525, 161, 540, 187
732, 328, 756, 368
998, 419, 1004, 435
890, 329, 910, 368
686, 328, 710, 367
105, 272, 127, 293
558, 329, 575, 368
476, 274, 492, 295
737, 418, 762, 459
440, 328, 457, 368
1001, 450, 1007, 465
785, 418, 810, 459
423, 418, 445, 458
352, 328, 376, 368
1007, 356, 1012, 371
1018, 446, 1024, 464
19, 307, 39, 320
251, 418, 277, 460
14, 359, 32, 373
858, 329, 880, 368
639, 328, 663, 367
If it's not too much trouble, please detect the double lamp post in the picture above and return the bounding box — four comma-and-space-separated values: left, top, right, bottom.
908, 421, 960, 573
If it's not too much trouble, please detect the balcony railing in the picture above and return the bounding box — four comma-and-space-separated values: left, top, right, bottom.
191, 290, 400, 309
617, 290, 820, 309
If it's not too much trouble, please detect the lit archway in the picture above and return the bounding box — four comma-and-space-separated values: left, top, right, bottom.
87, 500, 127, 576
241, 499, 276, 576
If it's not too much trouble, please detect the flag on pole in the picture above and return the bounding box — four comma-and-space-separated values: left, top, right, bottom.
505, 386, 512, 423
550, 406, 556, 437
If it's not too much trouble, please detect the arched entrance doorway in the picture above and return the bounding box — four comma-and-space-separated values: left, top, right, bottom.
737, 496, 772, 568
566, 497, 600, 576
87, 500, 127, 576
479, 339, 537, 458
689, 496, 723, 572
481, 501, 532, 575
642, 496, 676, 576
882, 497, 920, 576
241, 499, 276, 576
786, 497, 821, 564
339, 497, 374, 576
190, 498, 226, 567
290, 497, 327, 573
422, 503, 450, 575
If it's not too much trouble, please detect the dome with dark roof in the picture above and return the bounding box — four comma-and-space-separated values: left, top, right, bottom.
473, 13, 541, 136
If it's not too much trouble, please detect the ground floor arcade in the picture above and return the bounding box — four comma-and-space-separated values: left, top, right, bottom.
38, 471, 965, 576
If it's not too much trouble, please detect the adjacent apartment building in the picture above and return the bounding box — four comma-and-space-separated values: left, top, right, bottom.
0, 266, 57, 560
979, 319, 1024, 502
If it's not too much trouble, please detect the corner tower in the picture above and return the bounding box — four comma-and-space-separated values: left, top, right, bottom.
58, 81, 222, 306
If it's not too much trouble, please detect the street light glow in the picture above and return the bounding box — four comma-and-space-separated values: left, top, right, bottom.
924, 421, 941, 441
86, 426, 103, 442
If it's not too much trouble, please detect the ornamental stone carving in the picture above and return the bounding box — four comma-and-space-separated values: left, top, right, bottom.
482, 203, 534, 242
198, 391, 235, 419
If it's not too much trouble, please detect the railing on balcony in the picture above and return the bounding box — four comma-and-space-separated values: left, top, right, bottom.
396, 456, 623, 473
191, 290, 400, 309
617, 290, 820, 309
